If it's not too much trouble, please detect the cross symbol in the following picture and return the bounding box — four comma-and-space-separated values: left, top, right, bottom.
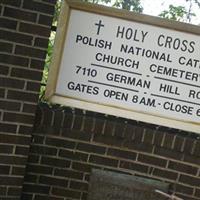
95, 20, 104, 35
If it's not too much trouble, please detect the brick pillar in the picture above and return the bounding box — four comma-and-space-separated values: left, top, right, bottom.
0, 0, 56, 199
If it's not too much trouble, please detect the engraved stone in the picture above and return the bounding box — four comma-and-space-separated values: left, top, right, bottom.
87, 170, 169, 200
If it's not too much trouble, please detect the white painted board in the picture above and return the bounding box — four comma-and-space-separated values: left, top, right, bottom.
55, 9, 200, 126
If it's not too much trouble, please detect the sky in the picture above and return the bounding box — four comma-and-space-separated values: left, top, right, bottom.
106, 0, 200, 25
141, 0, 200, 25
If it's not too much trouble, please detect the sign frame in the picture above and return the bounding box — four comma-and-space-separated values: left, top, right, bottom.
45, 0, 200, 133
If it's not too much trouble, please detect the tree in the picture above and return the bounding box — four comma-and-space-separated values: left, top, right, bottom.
83, 0, 143, 12
113, 0, 143, 12
159, 0, 200, 22
159, 5, 190, 22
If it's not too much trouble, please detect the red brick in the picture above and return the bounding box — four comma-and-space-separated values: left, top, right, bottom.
0, 65, 9, 75
168, 161, 198, 175
0, 53, 29, 67
21, 193, 33, 200
107, 148, 136, 160
54, 169, 83, 180
114, 122, 125, 138
138, 154, 167, 167
19, 22, 50, 37
24, 174, 38, 183
30, 59, 45, 70
174, 135, 184, 152
45, 137, 75, 149
0, 100, 21, 111
15, 45, 47, 59
143, 129, 154, 144
7, 89, 38, 102
124, 141, 153, 153
59, 149, 88, 162
38, 14, 53, 26
23, 0, 55, 14
133, 127, 144, 142
163, 133, 175, 149
154, 146, 183, 160
72, 162, 92, 173
179, 174, 200, 187
7, 187, 22, 196
70, 180, 88, 191
18, 125, 33, 135
0, 41, 13, 53
39, 175, 68, 187
0, 176, 23, 186
175, 184, 193, 195
0, 144, 13, 154
31, 145, 57, 156
0, 17, 17, 30
11, 166, 26, 176
0, 123, 17, 133
0, 186, 7, 195
27, 154, 40, 164
0, 30, 33, 45
62, 112, 73, 129
72, 114, 83, 130
89, 155, 118, 167
32, 135, 44, 144
41, 156, 70, 168
93, 133, 122, 147
23, 183, 50, 194
123, 124, 135, 140
0, 165, 10, 174
184, 154, 200, 166
27, 164, 53, 175
34, 195, 64, 200
42, 0, 57, 4
22, 103, 37, 114
52, 110, 64, 127
193, 141, 200, 157
34, 37, 49, 48
4, 7, 37, 22
62, 129, 91, 142
77, 142, 106, 154
1, 0, 21, 7
120, 160, 148, 173
153, 168, 178, 180
195, 189, 200, 197
26, 81, 41, 92
104, 120, 115, 136
0, 77, 25, 89
93, 117, 106, 134
83, 115, 94, 132
0, 133, 30, 145
15, 146, 30, 155
183, 138, 195, 154
52, 187, 81, 199
0, 88, 5, 98
153, 131, 165, 146
3, 112, 34, 124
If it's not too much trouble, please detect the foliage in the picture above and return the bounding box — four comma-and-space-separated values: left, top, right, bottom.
159, 0, 198, 22
113, 0, 143, 12
39, 31, 55, 101
159, 5, 190, 21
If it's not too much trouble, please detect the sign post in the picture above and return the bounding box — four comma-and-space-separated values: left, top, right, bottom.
46, 0, 200, 133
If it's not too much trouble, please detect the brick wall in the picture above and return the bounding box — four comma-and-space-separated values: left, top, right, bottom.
0, 0, 55, 199
22, 103, 200, 200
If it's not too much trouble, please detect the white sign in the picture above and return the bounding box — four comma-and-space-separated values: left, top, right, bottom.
46, 1, 200, 133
